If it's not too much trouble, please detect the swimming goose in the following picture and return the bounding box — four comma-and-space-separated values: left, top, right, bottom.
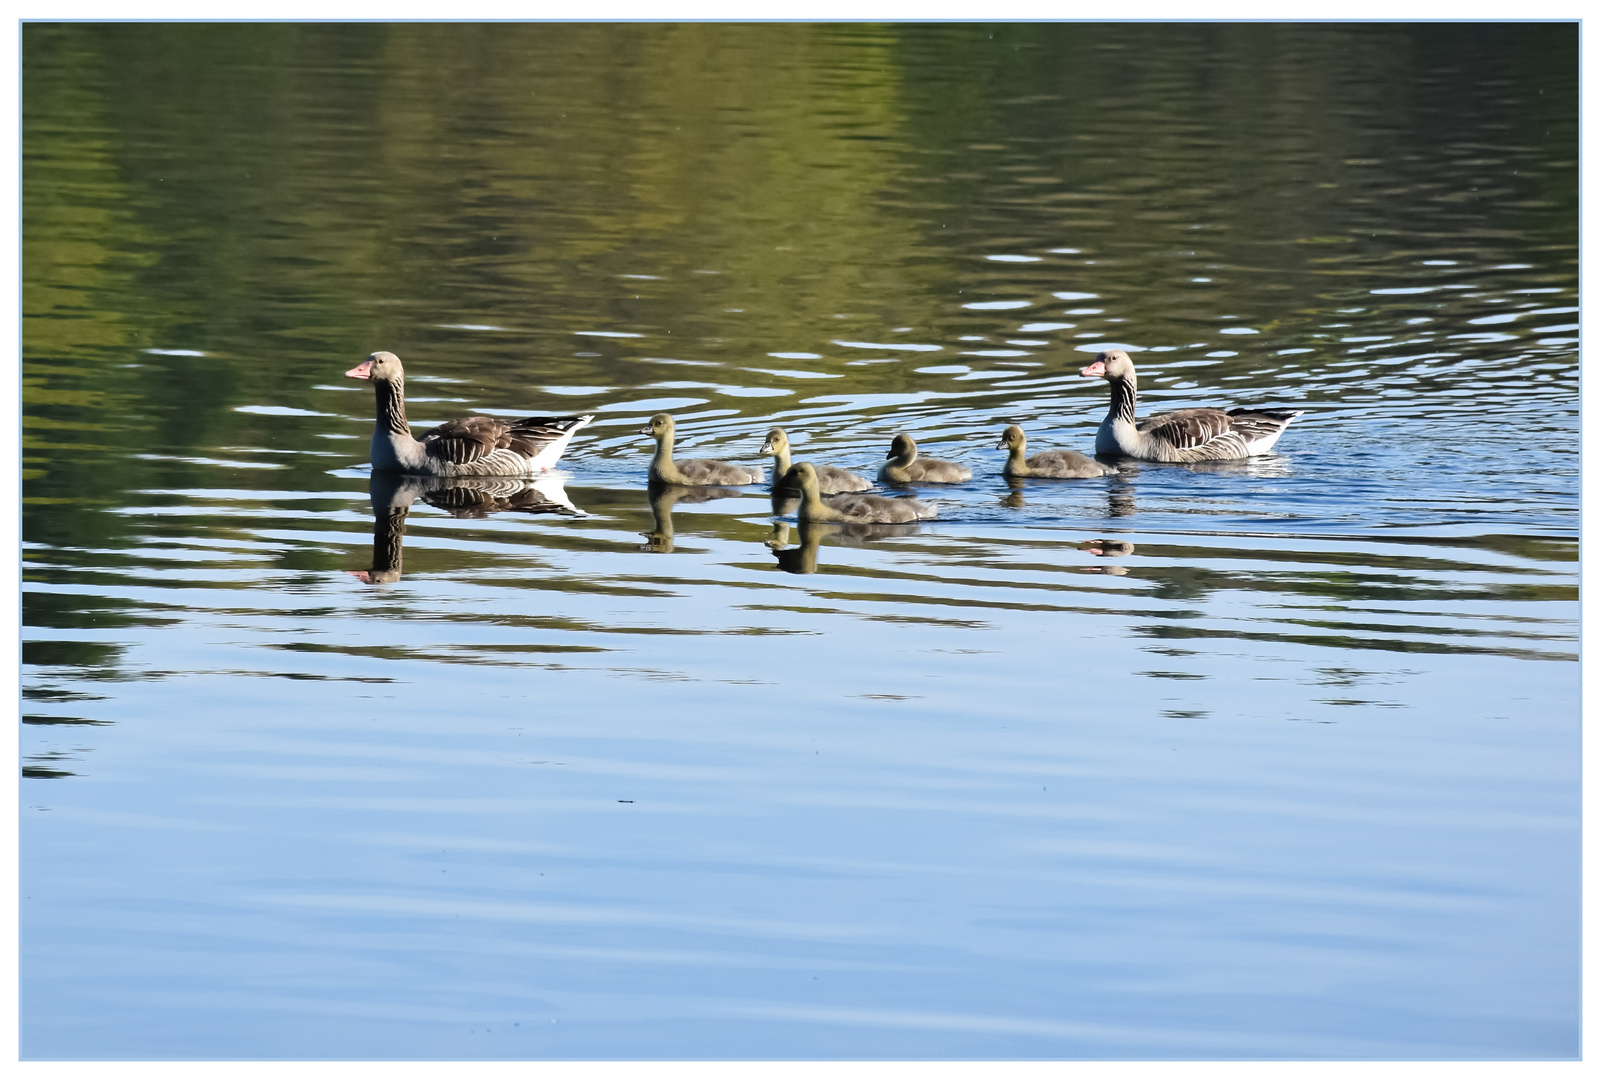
996, 426, 1115, 478
345, 351, 591, 476
786, 462, 936, 524
761, 428, 872, 494
642, 413, 763, 486
879, 433, 972, 484
1079, 349, 1302, 462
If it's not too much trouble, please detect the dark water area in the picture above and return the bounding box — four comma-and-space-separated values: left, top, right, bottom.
20, 23, 1578, 1059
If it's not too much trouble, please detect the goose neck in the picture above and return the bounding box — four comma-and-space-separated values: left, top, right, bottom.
375, 375, 410, 438
1108, 371, 1138, 426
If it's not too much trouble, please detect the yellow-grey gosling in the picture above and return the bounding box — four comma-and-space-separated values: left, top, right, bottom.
761, 428, 872, 494
878, 433, 972, 484
786, 462, 936, 524
996, 425, 1115, 478
641, 413, 763, 486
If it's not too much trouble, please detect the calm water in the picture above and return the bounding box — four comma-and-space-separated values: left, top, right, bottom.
20, 23, 1579, 1060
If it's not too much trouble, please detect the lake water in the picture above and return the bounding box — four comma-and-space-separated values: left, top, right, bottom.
20, 23, 1579, 1060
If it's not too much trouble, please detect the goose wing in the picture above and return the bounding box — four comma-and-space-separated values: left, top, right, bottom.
1136, 407, 1239, 451
418, 415, 587, 466
1224, 407, 1304, 442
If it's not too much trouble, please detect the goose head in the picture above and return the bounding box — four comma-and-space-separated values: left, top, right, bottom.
996, 425, 1026, 451
346, 350, 404, 382
1080, 349, 1134, 380
640, 412, 675, 440
886, 433, 917, 461
760, 428, 789, 455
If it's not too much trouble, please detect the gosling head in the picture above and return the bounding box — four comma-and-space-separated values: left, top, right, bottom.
886, 433, 917, 460
1080, 349, 1134, 380
641, 412, 675, 439
997, 425, 1026, 451
760, 428, 788, 455
346, 350, 403, 382
783, 461, 820, 496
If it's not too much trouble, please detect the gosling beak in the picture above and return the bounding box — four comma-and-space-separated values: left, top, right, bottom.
759, 439, 774, 453
994, 436, 1008, 450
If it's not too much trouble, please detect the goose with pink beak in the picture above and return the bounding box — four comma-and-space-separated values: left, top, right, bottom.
344, 351, 591, 476
1079, 349, 1302, 462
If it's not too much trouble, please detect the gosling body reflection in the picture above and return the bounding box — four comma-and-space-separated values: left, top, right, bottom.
785, 462, 936, 524
766, 519, 922, 575
642, 481, 746, 553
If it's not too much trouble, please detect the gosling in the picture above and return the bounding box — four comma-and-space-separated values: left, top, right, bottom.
997, 425, 1115, 478
641, 413, 763, 486
879, 433, 972, 484
786, 462, 936, 524
761, 428, 871, 494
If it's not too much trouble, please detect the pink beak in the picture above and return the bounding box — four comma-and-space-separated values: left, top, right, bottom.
1079, 360, 1106, 378
344, 360, 373, 379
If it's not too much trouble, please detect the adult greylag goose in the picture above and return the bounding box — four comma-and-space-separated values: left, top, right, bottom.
761, 428, 871, 494
1079, 349, 1302, 462
786, 462, 936, 524
345, 351, 591, 476
642, 413, 763, 486
879, 433, 972, 484
996, 425, 1115, 478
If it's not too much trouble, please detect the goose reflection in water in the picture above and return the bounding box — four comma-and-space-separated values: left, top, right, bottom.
641, 481, 746, 553
765, 519, 923, 575
351, 471, 585, 584
1104, 456, 1295, 480
1082, 537, 1136, 576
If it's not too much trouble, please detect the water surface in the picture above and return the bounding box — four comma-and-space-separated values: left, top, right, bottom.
20, 23, 1578, 1060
